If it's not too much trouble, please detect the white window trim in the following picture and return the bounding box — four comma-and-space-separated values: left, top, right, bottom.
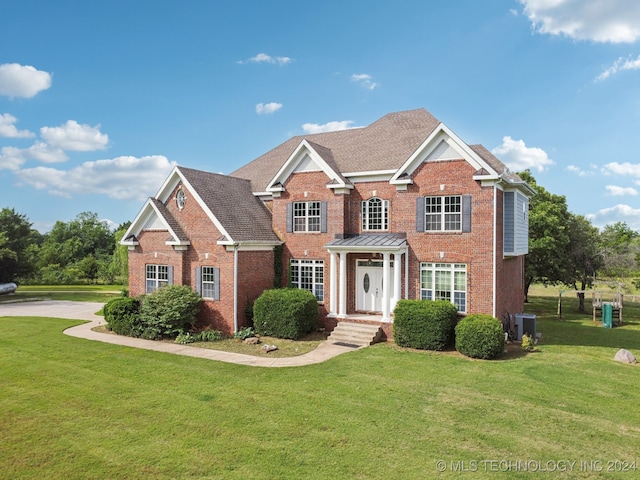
424, 195, 462, 232
293, 201, 321, 232
290, 259, 324, 302
146, 264, 169, 293
362, 197, 389, 231
420, 262, 467, 313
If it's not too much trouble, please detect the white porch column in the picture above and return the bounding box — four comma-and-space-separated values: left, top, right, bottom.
382, 252, 391, 321
329, 251, 337, 316
392, 252, 402, 313
338, 252, 347, 318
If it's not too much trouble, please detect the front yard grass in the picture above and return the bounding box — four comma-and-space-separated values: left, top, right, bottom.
2, 291, 640, 479
0, 284, 123, 303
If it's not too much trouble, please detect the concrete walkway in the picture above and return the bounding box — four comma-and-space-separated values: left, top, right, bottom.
0, 299, 359, 367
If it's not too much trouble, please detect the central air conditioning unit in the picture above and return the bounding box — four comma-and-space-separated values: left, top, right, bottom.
514, 313, 536, 341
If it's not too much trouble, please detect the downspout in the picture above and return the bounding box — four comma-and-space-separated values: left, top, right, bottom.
492, 185, 497, 318
233, 243, 239, 333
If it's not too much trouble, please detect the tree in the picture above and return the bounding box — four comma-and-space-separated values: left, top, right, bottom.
518, 171, 572, 301
599, 222, 639, 279
564, 214, 603, 312
0, 208, 37, 283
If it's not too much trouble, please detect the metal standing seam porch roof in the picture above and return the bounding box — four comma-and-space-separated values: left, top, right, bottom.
325, 233, 408, 251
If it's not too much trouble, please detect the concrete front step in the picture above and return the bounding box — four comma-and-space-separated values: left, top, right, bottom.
327, 322, 383, 347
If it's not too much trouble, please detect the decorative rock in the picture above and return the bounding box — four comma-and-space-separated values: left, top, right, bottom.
244, 337, 260, 345
261, 344, 278, 353
614, 349, 637, 364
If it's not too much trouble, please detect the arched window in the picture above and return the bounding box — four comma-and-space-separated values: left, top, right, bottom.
361, 197, 389, 231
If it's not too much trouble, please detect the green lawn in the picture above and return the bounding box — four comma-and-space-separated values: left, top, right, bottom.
0, 284, 123, 303
1, 294, 640, 479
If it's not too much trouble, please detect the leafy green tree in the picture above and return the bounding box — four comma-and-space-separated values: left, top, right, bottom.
564, 214, 603, 312
0, 208, 37, 283
518, 171, 572, 301
599, 222, 639, 279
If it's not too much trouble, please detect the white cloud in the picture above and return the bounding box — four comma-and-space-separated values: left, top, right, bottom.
605, 185, 638, 196
0, 113, 34, 138
351, 73, 377, 90
587, 204, 640, 231
0, 63, 52, 98
302, 120, 357, 134
15, 155, 176, 200
519, 0, 640, 43
40, 120, 108, 151
602, 161, 640, 177
0, 146, 26, 171
596, 54, 640, 81
25, 141, 68, 163
566, 164, 595, 176
491, 136, 555, 172
255, 102, 283, 115
240, 53, 292, 66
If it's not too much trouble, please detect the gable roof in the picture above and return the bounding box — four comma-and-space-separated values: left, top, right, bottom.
231, 108, 442, 192
123, 166, 281, 248
177, 166, 280, 244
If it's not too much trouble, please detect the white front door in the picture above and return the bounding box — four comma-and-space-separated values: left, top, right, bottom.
356, 261, 394, 313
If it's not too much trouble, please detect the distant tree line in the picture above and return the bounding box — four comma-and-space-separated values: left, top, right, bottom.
521, 171, 640, 312
0, 208, 130, 285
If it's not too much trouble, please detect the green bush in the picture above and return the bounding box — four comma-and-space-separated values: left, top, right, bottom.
104, 296, 141, 336
139, 285, 202, 340
253, 288, 318, 340
455, 314, 505, 360
175, 329, 222, 344
393, 300, 458, 350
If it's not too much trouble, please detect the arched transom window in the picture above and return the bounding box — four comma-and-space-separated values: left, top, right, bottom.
361, 197, 389, 231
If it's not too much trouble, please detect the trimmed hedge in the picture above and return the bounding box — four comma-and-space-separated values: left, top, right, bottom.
138, 285, 202, 340
393, 299, 458, 350
104, 296, 141, 336
455, 314, 505, 360
253, 288, 318, 340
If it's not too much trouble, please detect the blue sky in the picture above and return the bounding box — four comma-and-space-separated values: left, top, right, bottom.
1, 0, 640, 232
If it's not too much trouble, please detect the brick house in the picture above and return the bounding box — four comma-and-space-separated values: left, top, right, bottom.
122, 108, 533, 336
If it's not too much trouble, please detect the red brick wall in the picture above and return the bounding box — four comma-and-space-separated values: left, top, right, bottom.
128, 182, 275, 335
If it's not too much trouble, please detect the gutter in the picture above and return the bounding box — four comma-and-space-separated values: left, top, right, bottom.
233, 243, 239, 333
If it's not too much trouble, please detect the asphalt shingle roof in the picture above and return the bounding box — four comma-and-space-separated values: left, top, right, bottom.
150, 198, 189, 243
178, 166, 280, 244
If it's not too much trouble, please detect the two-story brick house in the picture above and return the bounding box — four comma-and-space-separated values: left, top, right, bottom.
122, 108, 533, 336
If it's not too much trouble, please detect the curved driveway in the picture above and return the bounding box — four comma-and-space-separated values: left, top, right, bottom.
0, 300, 357, 367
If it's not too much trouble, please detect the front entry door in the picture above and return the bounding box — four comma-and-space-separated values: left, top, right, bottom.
356, 261, 394, 313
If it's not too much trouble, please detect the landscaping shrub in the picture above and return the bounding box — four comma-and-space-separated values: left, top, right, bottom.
175, 329, 222, 344
393, 299, 458, 350
104, 296, 141, 336
138, 285, 202, 340
455, 314, 505, 359
253, 288, 318, 339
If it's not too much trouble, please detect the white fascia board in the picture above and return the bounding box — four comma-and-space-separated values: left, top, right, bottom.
223, 241, 283, 252
266, 139, 346, 191
343, 169, 396, 183
164, 167, 235, 243
120, 198, 190, 247
391, 123, 499, 182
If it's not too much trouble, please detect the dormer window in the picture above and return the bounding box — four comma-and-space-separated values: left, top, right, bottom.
362, 197, 389, 231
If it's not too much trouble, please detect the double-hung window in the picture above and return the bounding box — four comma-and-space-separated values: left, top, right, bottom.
293, 201, 321, 232
290, 259, 324, 301
425, 196, 461, 231
420, 263, 467, 313
418, 195, 471, 232
362, 197, 389, 231
146, 264, 170, 293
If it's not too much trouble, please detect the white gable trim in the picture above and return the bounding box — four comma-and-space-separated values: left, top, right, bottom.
390, 123, 500, 185
120, 198, 190, 247
266, 139, 351, 193
157, 166, 234, 243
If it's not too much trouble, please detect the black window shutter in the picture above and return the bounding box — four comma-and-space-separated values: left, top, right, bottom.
416, 197, 425, 232
286, 203, 293, 233
462, 195, 472, 232
320, 201, 328, 233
